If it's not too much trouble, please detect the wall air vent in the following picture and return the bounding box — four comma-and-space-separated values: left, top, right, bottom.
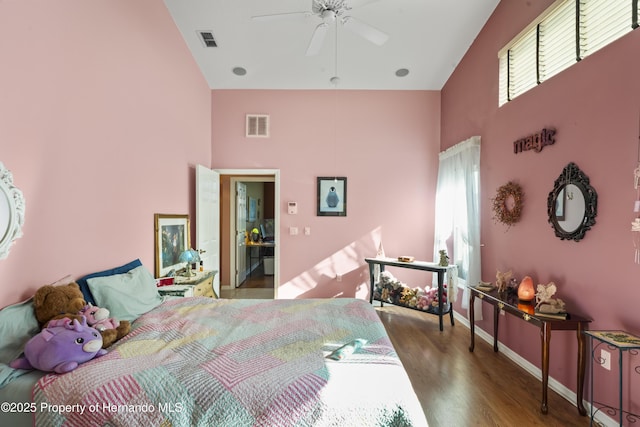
246, 114, 270, 138
198, 31, 217, 48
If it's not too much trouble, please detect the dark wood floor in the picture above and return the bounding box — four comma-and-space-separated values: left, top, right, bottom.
376, 305, 589, 427
240, 264, 274, 289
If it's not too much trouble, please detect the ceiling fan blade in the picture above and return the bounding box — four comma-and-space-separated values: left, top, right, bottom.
305, 23, 329, 56
251, 11, 310, 22
342, 16, 388, 46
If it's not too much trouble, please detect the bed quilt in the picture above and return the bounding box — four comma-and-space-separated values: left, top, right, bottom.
33, 297, 428, 426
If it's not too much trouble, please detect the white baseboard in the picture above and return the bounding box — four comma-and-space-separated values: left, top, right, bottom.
452, 311, 616, 427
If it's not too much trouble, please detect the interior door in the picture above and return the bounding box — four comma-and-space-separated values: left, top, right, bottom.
196, 165, 220, 297
235, 182, 247, 287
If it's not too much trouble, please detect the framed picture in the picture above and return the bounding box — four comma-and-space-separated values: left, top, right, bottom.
248, 197, 257, 222
154, 214, 190, 277
317, 177, 347, 216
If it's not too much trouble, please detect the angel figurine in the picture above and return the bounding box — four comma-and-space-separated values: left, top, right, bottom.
535, 282, 566, 313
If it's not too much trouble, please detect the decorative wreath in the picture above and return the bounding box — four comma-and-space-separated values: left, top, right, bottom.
491, 181, 523, 226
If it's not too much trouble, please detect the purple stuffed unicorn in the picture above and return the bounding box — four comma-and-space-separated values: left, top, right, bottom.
10, 316, 107, 373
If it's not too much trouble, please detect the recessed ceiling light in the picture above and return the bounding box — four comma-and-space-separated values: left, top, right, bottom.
395, 68, 409, 77
233, 67, 247, 76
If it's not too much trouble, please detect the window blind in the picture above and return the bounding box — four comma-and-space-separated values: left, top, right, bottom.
508, 28, 537, 101
539, 0, 575, 80
498, 0, 636, 106
579, 0, 632, 58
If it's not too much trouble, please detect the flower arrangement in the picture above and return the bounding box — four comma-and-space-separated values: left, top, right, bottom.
373, 271, 447, 311
491, 181, 524, 227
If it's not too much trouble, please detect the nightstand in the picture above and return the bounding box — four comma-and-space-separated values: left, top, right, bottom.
158, 270, 218, 299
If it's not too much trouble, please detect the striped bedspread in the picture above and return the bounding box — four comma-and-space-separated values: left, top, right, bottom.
34, 298, 428, 426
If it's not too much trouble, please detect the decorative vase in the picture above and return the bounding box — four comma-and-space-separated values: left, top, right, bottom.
518, 276, 535, 301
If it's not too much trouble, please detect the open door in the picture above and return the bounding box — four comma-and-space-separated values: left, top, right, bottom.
196, 165, 220, 297
235, 182, 247, 287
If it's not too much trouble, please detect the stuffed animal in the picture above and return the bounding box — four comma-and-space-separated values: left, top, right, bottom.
78, 304, 130, 349
10, 317, 107, 373
33, 282, 87, 327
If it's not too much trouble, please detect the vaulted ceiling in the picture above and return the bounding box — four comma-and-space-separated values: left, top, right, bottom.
164, 0, 500, 90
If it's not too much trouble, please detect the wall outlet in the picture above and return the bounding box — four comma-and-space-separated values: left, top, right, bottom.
600, 349, 611, 370
289, 226, 298, 235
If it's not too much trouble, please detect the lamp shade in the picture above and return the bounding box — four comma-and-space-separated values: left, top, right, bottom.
179, 249, 200, 264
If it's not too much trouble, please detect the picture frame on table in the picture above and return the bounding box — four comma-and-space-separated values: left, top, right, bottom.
317, 177, 347, 217
154, 214, 190, 278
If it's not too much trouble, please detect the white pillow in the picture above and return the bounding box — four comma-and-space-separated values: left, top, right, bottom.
87, 265, 162, 322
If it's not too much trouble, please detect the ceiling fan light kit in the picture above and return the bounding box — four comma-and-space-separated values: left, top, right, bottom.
252, 0, 389, 57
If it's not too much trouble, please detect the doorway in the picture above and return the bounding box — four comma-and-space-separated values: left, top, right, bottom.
216, 169, 279, 299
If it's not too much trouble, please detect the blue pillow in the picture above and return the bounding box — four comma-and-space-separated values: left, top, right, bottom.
76, 259, 142, 305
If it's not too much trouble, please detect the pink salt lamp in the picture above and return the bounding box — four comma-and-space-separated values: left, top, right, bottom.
518, 276, 535, 301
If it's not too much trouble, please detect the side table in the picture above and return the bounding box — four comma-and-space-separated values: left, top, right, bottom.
158, 270, 218, 299
584, 330, 640, 426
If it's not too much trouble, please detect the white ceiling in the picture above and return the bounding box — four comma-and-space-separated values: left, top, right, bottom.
163, 0, 500, 90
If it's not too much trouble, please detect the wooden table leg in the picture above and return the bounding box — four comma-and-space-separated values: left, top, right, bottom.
493, 305, 499, 352
469, 292, 475, 352
576, 324, 587, 416
540, 321, 551, 414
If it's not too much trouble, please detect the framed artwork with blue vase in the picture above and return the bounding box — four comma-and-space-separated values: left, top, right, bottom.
317, 177, 347, 217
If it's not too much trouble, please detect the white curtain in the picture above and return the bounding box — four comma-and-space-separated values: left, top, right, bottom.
433, 136, 482, 320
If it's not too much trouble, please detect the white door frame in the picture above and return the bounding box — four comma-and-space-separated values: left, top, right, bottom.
216, 168, 280, 298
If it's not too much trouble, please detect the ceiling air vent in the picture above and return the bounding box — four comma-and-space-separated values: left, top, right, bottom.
246, 114, 270, 138
198, 31, 217, 48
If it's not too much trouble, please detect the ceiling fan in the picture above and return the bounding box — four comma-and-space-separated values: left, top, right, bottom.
252, 0, 389, 56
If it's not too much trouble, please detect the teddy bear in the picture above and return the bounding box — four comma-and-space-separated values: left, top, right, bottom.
78, 304, 130, 349
33, 282, 87, 328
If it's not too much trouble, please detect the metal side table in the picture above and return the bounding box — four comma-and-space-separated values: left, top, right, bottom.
584, 330, 640, 426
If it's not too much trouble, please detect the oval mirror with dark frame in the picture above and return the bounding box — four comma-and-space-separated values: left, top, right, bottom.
0, 162, 25, 259
547, 162, 597, 242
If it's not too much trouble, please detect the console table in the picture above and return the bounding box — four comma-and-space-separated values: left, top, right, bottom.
468, 285, 591, 416
584, 330, 640, 426
364, 257, 456, 331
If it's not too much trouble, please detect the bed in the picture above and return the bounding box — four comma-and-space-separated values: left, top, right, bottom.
1, 296, 428, 426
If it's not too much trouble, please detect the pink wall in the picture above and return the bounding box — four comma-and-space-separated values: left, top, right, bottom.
0, 0, 212, 306
212, 90, 441, 298
442, 0, 640, 411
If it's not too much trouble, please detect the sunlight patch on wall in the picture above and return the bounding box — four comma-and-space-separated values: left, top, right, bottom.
278, 227, 383, 299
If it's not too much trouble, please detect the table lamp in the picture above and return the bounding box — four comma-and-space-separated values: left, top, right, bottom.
179, 249, 200, 277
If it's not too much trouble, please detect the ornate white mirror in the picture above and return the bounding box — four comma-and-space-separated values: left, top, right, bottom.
0, 162, 25, 259
547, 162, 597, 242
